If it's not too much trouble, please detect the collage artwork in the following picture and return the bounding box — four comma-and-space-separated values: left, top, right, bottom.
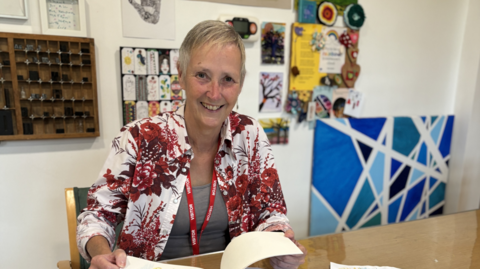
120, 47, 185, 125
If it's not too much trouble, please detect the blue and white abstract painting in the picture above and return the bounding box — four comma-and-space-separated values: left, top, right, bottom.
310, 116, 454, 236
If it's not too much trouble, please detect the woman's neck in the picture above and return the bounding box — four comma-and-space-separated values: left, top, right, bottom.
184, 111, 221, 154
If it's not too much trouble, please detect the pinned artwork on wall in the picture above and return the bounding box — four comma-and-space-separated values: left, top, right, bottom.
344, 89, 364, 118
287, 0, 365, 124
259, 72, 283, 113
134, 48, 147, 75
122, 75, 136, 100
120, 47, 185, 125
171, 75, 183, 100
332, 88, 349, 118
261, 22, 286, 64
189, 0, 291, 9
170, 50, 179, 75
159, 75, 171, 100
313, 85, 336, 119
121, 48, 135, 74
289, 23, 326, 92
297, 0, 317, 23
121, 0, 175, 40
148, 101, 160, 117
136, 101, 149, 120
319, 27, 347, 74
259, 118, 290, 145
147, 75, 160, 100
147, 49, 159, 75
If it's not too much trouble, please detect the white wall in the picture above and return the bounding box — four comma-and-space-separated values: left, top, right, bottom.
0, 0, 475, 268
445, 0, 480, 214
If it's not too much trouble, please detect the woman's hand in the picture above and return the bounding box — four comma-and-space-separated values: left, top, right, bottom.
90, 248, 127, 269
87, 236, 127, 269
269, 229, 307, 269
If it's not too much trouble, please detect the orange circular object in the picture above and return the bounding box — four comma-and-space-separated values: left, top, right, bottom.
249, 23, 257, 34
317, 2, 338, 26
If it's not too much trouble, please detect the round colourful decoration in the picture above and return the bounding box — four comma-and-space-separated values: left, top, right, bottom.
317, 2, 338, 27
286, 91, 302, 115
310, 31, 327, 51
339, 32, 353, 48
344, 4, 366, 30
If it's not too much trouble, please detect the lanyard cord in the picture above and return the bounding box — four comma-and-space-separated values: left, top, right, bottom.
185, 138, 221, 255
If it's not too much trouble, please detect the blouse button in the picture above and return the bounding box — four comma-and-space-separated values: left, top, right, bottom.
223, 191, 228, 196
173, 198, 179, 204
215, 160, 219, 164
182, 168, 186, 172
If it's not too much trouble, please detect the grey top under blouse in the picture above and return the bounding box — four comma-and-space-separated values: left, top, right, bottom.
160, 183, 230, 260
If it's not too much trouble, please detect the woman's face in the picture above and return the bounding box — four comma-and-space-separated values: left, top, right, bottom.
179, 43, 242, 130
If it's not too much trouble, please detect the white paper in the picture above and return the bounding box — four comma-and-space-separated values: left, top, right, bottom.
159, 75, 171, 100
220, 231, 303, 269
125, 256, 201, 269
160, 100, 172, 113
343, 89, 364, 118
136, 101, 149, 119
307, 102, 316, 121
147, 75, 160, 100
121, 0, 175, 40
134, 49, 147, 75
319, 27, 347, 74
47, 0, 80, 30
122, 48, 135, 74
123, 75, 136, 101
330, 262, 400, 269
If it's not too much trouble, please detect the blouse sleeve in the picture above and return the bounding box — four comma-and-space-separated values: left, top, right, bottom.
76, 125, 139, 262
250, 120, 292, 233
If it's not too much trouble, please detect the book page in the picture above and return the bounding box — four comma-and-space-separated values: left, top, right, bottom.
124, 256, 202, 269
221, 231, 303, 269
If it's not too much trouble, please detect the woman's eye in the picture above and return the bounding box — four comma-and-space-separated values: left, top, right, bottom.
225, 76, 233, 82
196, 73, 206, 79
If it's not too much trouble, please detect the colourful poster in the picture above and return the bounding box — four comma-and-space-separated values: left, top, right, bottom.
289, 23, 326, 92
318, 27, 347, 74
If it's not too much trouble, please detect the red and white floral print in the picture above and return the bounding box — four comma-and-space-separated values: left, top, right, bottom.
77, 105, 291, 262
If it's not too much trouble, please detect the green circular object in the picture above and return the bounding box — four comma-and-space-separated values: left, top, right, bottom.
344, 4, 365, 30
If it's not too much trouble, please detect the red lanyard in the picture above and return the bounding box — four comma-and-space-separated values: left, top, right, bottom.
185, 140, 220, 255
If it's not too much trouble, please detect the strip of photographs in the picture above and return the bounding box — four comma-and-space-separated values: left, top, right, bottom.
121, 47, 185, 125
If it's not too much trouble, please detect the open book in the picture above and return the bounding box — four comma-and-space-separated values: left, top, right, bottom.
124, 231, 303, 269
330, 262, 400, 269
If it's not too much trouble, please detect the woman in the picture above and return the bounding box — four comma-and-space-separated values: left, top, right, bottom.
77, 20, 306, 269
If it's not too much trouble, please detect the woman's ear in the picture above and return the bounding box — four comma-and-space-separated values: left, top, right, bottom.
177, 62, 185, 89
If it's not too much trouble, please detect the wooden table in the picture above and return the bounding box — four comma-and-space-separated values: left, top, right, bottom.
165, 210, 480, 268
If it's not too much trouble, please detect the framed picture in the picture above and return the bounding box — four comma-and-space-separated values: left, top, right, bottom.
0, 0, 28, 19
39, 0, 87, 37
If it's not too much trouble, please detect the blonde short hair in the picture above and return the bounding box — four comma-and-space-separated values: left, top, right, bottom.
179, 20, 246, 84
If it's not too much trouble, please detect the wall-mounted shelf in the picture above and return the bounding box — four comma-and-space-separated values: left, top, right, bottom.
0, 32, 99, 141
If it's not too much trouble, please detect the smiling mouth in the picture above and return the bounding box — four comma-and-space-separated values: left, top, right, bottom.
201, 102, 224, 111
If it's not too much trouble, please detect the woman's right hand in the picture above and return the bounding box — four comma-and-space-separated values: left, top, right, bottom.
90, 248, 127, 269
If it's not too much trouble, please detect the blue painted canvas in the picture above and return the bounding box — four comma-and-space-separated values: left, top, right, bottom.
310, 116, 454, 236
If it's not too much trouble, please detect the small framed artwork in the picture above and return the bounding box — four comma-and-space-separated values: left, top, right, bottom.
0, 0, 28, 20
39, 0, 87, 37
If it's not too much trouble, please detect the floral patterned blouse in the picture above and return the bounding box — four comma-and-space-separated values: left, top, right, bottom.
76, 105, 291, 262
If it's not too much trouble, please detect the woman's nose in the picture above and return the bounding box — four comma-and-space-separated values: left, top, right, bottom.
207, 81, 222, 100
